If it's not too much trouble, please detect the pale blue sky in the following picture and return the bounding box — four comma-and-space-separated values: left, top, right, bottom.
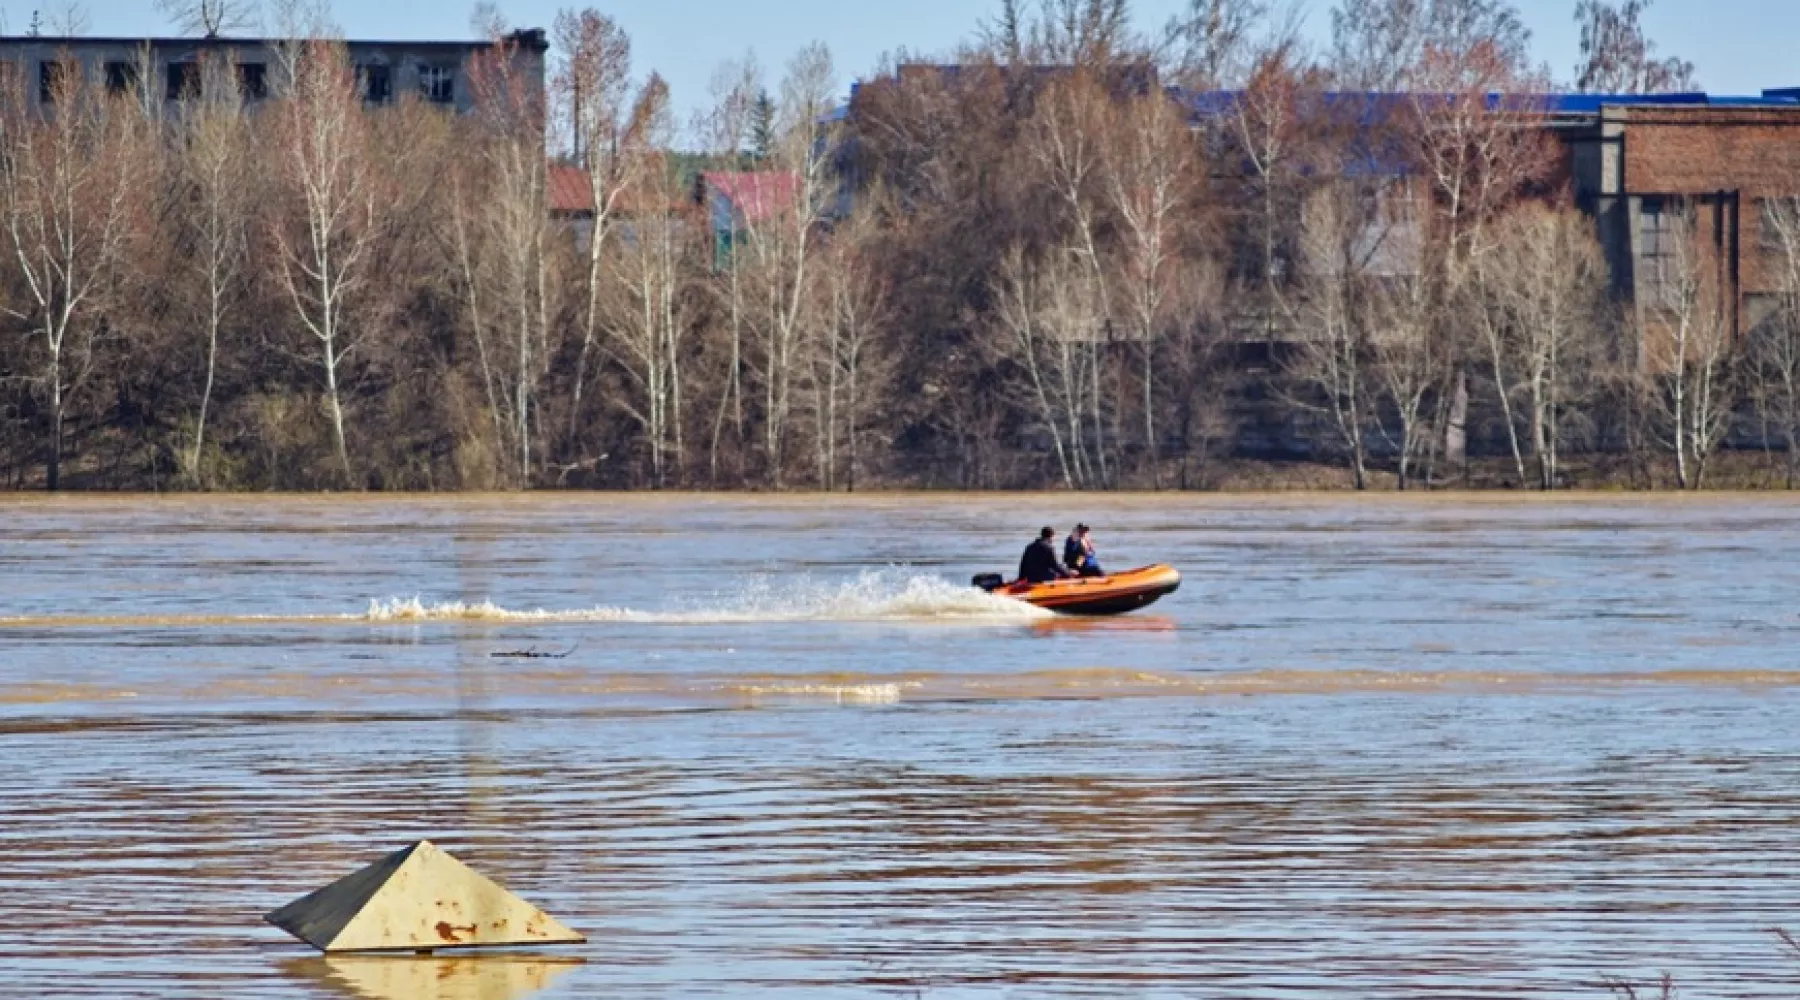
11, 0, 1796, 114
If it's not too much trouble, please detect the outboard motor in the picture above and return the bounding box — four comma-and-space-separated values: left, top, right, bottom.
971, 573, 1005, 592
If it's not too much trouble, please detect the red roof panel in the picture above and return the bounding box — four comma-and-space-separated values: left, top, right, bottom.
703, 170, 801, 224
547, 164, 593, 215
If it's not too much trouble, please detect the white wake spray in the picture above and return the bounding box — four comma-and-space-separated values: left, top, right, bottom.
362, 570, 1050, 625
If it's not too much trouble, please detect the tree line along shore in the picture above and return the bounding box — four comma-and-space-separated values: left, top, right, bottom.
3, 0, 1795, 493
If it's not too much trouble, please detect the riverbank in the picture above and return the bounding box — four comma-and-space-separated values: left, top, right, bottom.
4, 450, 1798, 493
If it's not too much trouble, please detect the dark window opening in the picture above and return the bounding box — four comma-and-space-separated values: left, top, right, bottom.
167, 62, 200, 100
1639, 196, 1684, 311
237, 63, 267, 100
38, 60, 72, 103
418, 65, 454, 104
356, 64, 390, 104
104, 61, 139, 95
1746, 293, 1791, 346
1759, 197, 1800, 261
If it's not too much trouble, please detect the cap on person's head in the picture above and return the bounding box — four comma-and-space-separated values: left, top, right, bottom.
1076, 523, 1090, 533
1040, 526, 1055, 539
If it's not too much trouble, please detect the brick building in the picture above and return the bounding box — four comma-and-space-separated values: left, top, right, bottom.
1172, 85, 1800, 366
1560, 96, 1800, 365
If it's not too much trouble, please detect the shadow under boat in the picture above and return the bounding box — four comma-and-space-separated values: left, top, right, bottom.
1029, 614, 1179, 635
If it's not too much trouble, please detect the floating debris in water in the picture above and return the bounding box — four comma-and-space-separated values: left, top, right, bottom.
489, 645, 578, 660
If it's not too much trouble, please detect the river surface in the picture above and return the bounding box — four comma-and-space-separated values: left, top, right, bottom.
2, 494, 1799, 999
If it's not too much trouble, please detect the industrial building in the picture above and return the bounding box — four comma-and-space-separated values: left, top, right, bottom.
0, 29, 548, 114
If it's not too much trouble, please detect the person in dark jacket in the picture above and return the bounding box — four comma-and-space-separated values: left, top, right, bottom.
1063, 523, 1104, 577
1019, 527, 1076, 583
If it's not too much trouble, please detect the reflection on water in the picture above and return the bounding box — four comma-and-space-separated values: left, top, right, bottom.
3, 495, 1800, 998
10, 666, 1800, 711
284, 955, 585, 1000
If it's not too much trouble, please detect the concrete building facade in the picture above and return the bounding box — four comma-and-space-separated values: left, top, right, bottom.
0, 30, 547, 114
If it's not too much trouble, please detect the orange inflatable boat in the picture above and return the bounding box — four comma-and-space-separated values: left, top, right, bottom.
973, 564, 1182, 616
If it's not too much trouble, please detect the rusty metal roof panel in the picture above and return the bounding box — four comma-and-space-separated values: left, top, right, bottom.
265, 840, 585, 954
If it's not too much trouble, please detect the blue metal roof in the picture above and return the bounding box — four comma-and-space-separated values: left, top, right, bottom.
1176, 87, 1800, 119
1544, 91, 1800, 111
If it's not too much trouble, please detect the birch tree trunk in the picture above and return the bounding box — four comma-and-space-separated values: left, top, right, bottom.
1283, 187, 1371, 489
179, 66, 250, 485
273, 39, 378, 487
553, 9, 637, 457
738, 43, 835, 488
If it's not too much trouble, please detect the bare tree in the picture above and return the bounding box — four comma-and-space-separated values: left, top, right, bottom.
1163, 0, 1270, 89
1405, 41, 1553, 273
458, 32, 556, 485
270, 39, 379, 485
811, 196, 892, 491
1365, 240, 1439, 489
174, 55, 253, 483
1283, 186, 1374, 489
983, 0, 1030, 64
1475, 204, 1607, 488
267, 0, 333, 35
154, 0, 258, 37
1031, 73, 1118, 485
553, 7, 640, 455
0, 57, 142, 489
988, 0, 1137, 65
698, 55, 762, 482
42, 2, 91, 36
739, 41, 837, 487
1639, 207, 1737, 489
1748, 198, 1800, 487
445, 154, 507, 478
1401, 40, 1556, 481
1228, 41, 1325, 346
1165, 261, 1232, 490
1105, 88, 1194, 487
1573, 0, 1696, 94
468, 1, 506, 39
605, 78, 691, 486
1330, 0, 1531, 89
991, 245, 1107, 487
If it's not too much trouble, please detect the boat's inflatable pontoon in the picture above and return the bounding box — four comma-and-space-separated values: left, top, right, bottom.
973, 564, 1182, 616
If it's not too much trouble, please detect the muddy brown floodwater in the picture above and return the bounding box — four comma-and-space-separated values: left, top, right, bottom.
2, 494, 1799, 999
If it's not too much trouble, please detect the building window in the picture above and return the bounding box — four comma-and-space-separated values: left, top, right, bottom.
1639, 196, 1683, 310
356, 64, 391, 104
38, 60, 72, 103
104, 61, 139, 95
1759, 197, 1800, 261
167, 62, 200, 100
1746, 293, 1791, 342
418, 65, 454, 104
237, 63, 267, 101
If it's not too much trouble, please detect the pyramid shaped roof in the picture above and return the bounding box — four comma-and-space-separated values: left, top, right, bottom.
265, 840, 585, 953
